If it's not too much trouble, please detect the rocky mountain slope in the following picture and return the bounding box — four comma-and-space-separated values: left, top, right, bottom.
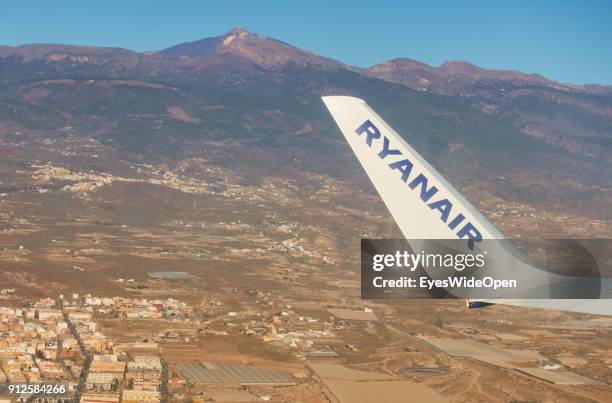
366, 58, 612, 161
0, 27, 610, 218
160, 27, 342, 68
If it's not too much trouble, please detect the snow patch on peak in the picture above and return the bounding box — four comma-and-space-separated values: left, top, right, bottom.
222, 35, 237, 46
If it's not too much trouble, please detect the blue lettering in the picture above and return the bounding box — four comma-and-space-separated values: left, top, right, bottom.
378, 137, 402, 160
353, 120, 483, 250
448, 213, 465, 230
355, 120, 381, 147
457, 223, 482, 250
388, 159, 413, 183
408, 174, 438, 202
428, 199, 453, 222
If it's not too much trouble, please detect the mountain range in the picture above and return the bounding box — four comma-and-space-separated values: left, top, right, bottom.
1, 27, 611, 217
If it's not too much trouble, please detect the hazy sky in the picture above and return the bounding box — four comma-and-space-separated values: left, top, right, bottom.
3, 1, 612, 85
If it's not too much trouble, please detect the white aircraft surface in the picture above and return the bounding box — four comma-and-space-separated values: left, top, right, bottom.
322, 95, 611, 316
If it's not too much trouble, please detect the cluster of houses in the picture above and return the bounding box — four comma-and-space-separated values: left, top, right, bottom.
0, 294, 188, 402
65, 294, 192, 320
81, 354, 162, 403
0, 299, 80, 396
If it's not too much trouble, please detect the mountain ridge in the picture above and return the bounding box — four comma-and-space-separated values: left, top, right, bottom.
0, 26, 610, 218
0, 27, 609, 88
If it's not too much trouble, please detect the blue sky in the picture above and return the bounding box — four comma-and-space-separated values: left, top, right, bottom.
3, 1, 612, 85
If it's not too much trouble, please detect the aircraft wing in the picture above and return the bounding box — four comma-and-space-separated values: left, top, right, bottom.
472, 299, 611, 316
322, 95, 611, 316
